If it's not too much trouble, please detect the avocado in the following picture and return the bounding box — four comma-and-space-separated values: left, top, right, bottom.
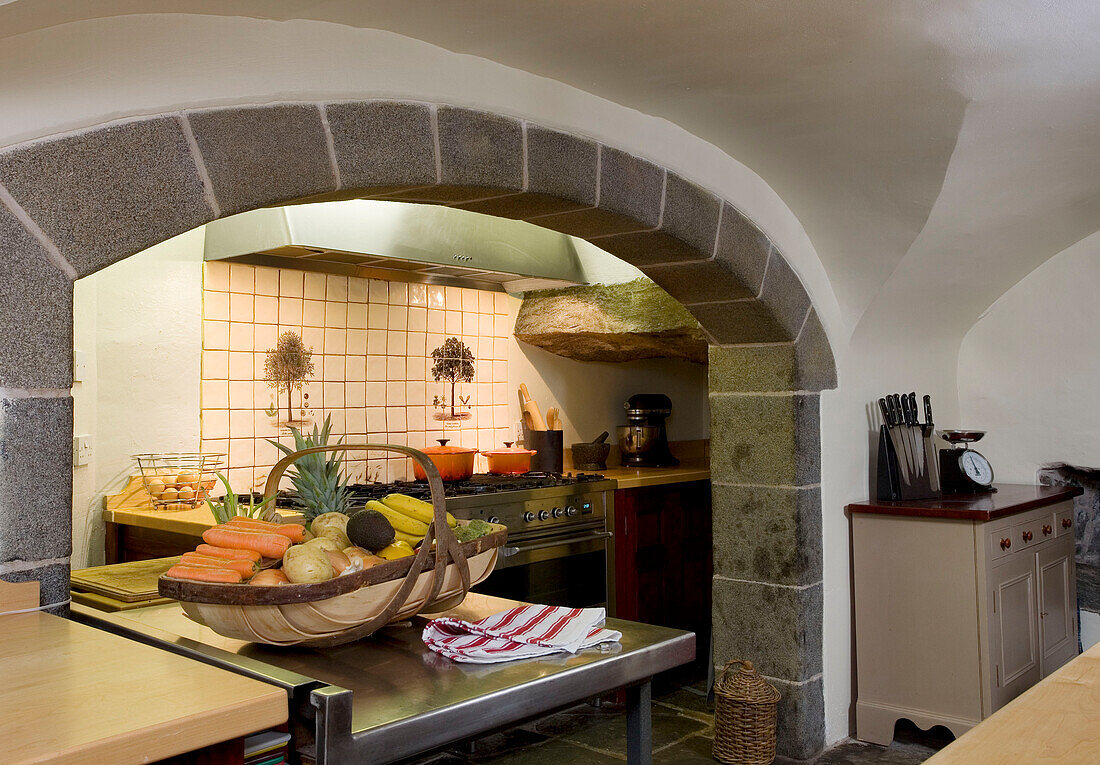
346, 509, 396, 552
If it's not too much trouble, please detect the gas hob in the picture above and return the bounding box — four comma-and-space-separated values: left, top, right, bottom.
279, 472, 616, 538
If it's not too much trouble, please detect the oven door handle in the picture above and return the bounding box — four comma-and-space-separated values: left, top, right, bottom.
500, 531, 612, 557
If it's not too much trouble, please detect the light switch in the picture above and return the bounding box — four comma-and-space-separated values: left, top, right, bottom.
73, 350, 87, 383
73, 435, 92, 467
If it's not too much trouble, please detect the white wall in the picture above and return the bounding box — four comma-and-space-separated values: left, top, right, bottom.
71, 228, 205, 568
958, 232, 1100, 482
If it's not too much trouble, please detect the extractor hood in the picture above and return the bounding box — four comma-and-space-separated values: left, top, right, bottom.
203, 200, 588, 293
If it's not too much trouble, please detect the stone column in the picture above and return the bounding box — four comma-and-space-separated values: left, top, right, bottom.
709, 344, 825, 759
0, 203, 75, 611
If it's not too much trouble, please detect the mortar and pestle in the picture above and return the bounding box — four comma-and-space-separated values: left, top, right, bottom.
571, 431, 611, 471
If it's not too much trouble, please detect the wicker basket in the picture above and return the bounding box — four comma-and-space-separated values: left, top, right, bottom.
713, 659, 781, 765
159, 443, 506, 647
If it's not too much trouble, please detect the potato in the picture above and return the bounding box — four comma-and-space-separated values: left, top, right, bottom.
282, 547, 334, 583
304, 535, 344, 554
311, 512, 349, 538
320, 528, 352, 550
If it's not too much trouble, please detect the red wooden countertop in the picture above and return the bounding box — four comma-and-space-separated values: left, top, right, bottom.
847, 483, 1082, 521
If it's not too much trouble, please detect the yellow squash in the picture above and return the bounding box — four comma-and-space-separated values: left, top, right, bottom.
376, 540, 416, 560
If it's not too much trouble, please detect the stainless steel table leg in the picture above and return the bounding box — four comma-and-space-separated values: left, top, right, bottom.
626, 681, 652, 765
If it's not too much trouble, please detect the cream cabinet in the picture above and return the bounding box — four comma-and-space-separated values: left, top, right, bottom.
848, 485, 1081, 745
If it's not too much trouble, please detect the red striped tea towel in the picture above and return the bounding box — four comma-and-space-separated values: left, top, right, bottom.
422, 605, 622, 663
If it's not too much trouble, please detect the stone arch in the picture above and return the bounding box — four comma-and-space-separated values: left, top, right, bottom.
0, 101, 834, 759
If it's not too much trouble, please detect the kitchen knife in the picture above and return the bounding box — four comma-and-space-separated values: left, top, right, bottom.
899, 393, 919, 479
899, 393, 920, 477
923, 394, 939, 491
901, 392, 921, 477
878, 398, 893, 427
883, 395, 911, 482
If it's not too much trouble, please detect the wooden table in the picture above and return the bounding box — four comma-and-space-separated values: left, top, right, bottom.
0, 611, 288, 764
926, 637, 1100, 763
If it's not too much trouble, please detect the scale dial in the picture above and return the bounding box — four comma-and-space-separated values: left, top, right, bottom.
959, 450, 994, 486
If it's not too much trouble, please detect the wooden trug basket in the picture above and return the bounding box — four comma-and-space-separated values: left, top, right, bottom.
159, 443, 506, 647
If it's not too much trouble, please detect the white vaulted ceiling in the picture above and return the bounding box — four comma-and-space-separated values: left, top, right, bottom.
1, 0, 1097, 341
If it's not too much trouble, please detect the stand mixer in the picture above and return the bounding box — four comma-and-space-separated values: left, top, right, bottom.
618, 394, 679, 468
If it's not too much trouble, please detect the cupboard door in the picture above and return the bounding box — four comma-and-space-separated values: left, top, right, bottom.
989, 553, 1040, 711
1037, 541, 1078, 676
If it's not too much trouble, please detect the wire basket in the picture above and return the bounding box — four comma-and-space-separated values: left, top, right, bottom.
132, 453, 225, 511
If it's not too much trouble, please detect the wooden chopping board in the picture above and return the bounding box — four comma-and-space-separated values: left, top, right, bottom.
70, 557, 181, 602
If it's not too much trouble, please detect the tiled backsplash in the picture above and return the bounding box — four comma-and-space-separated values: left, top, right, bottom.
200, 262, 515, 491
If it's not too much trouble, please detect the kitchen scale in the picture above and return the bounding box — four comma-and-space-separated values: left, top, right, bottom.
938, 430, 996, 494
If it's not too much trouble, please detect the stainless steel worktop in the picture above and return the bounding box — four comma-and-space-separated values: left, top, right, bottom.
75, 593, 694, 764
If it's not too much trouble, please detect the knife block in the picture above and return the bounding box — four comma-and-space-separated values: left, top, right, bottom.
876, 424, 938, 501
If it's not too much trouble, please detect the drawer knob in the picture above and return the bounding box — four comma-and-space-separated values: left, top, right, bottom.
1022, 530, 1034, 542
1000, 538, 1011, 550
1063, 518, 1072, 529
1043, 524, 1053, 536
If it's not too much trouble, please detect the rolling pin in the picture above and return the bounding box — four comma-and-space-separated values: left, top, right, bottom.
519, 384, 547, 430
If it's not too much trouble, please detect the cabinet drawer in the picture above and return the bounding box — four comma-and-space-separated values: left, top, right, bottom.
1056, 506, 1075, 537
1039, 516, 1056, 541
990, 527, 1016, 560
1012, 518, 1042, 552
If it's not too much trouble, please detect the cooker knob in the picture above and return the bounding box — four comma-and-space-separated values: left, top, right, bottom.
523, 512, 535, 522
565, 506, 578, 517
538, 510, 550, 521
552, 507, 564, 518
488, 516, 500, 525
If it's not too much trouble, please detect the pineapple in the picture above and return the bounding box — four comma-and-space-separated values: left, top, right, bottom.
269, 415, 351, 521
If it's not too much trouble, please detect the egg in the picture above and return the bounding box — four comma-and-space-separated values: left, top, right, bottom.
160, 487, 179, 502
144, 478, 166, 498
177, 485, 196, 502
176, 469, 200, 489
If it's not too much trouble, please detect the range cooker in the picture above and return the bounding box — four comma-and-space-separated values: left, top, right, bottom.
282, 472, 617, 613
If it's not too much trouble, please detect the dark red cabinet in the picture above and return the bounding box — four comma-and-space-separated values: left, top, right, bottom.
613, 480, 711, 659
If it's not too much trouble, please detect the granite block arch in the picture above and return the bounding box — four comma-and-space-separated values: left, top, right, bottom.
0, 101, 835, 758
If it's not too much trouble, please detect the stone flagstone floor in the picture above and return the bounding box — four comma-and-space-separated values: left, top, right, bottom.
405, 675, 952, 764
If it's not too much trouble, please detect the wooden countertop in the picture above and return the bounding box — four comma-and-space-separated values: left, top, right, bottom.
598, 461, 710, 489
846, 484, 1082, 522
104, 502, 223, 536
925, 639, 1100, 763
0, 611, 287, 764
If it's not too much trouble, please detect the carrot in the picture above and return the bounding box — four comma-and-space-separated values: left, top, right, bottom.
249, 569, 289, 586
166, 564, 243, 583
180, 553, 258, 578
202, 527, 291, 560
225, 518, 306, 543
194, 543, 261, 563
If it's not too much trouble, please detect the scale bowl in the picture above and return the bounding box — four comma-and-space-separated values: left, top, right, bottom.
939, 429, 986, 444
